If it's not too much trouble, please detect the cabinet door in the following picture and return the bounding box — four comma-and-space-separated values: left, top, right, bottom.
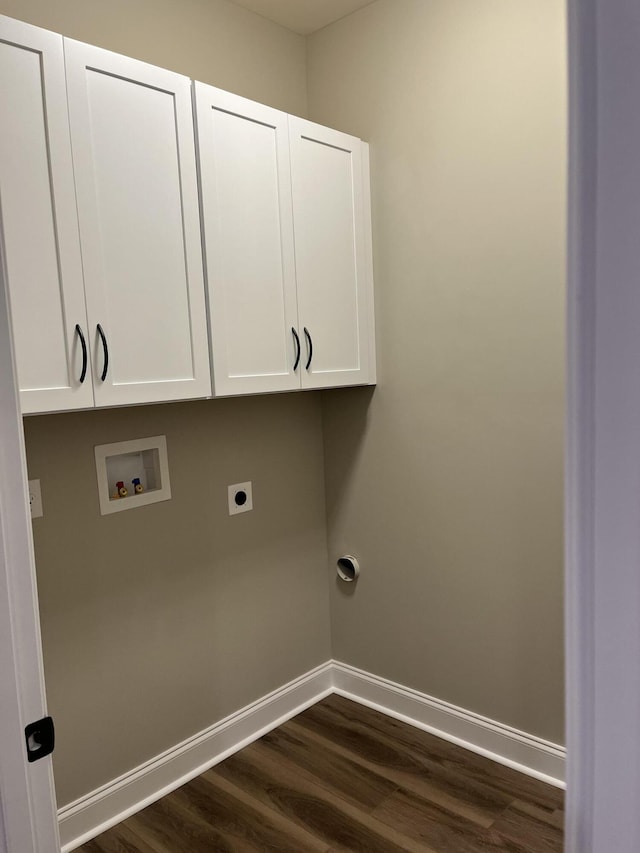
289, 117, 373, 389
64, 40, 211, 406
0, 17, 93, 414
194, 84, 300, 396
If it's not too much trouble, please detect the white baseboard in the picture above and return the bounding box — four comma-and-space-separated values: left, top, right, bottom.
58, 661, 333, 852
332, 660, 566, 788
59, 659, 565, 851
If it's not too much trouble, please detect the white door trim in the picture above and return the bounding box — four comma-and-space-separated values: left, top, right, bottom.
565, 0, 596, 849
0, 221, 60, 849
566, 0, 640, 850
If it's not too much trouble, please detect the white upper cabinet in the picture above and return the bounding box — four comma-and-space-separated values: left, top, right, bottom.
195, 92, 376, 397
289, 117, 373, 389
1, 14, 375, 412
64, 40, 211, 406
194, 84, 299, 396
0, 18, 93, 414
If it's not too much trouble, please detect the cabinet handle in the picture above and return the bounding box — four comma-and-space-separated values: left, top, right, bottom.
303, 327, 313, 370
75, 324, 88, 384
96, 324, 109, 382
292, 327, 301, 371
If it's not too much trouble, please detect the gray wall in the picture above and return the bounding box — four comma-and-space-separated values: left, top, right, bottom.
24, 397, 331, 806
308, 0, 566, 743
0, 0, 307, 116
8, 0, 331, 807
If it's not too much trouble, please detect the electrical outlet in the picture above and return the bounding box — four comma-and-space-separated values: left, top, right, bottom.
228, 481, 253, 516
28, 479, 43, 519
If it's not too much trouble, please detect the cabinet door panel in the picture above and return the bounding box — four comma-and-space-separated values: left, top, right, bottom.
65, 40, 210, 406
0, 18, 93, 413
195, 84, 299, 396
289, 118, 372, 389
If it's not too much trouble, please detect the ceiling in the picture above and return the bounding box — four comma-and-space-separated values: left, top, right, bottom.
229, 0, 377, 35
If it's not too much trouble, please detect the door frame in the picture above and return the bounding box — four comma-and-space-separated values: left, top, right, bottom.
0, 228, 60, 850
564, 0, 595, 842
565, 0, 640, 850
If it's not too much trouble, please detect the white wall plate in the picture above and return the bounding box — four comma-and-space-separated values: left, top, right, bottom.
94, 436, 171, 515
28, 479, 43, 519
228, 482, 253, 515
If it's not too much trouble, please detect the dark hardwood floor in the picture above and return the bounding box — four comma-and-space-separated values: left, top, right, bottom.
78, 694, 564, 852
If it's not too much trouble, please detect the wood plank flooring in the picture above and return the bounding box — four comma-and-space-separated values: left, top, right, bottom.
78, 694, 564, 852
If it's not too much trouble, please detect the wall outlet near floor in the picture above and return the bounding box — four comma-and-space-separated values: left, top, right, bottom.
228, 481, 253, 516
28, 479, 43, 519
